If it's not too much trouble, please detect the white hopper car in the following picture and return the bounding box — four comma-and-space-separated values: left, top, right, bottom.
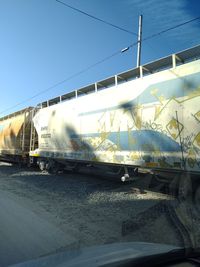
29, 44, 200, 179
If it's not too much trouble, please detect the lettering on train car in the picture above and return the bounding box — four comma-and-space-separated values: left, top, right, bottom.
41, 134, 51, 138
41, 126, 48, 131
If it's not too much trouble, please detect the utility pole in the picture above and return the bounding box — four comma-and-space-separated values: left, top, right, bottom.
136, 15, 143, 67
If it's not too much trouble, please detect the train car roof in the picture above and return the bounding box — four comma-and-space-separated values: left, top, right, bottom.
39, 43, 200, 109
0, 107, 33, 121
2, 44, 200, 116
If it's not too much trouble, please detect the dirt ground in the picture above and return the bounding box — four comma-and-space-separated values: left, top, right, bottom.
0, 162, 199, 263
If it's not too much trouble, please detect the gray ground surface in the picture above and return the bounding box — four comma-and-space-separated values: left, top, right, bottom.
0, 162, 199, 266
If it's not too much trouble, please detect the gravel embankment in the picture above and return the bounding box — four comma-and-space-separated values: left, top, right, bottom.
0, 161, 199, 265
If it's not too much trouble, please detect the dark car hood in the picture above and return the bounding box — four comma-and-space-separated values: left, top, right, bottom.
10, 242, 182, 267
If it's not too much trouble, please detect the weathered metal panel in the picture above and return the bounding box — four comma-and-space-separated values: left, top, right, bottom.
0, 108, 32, 156
32, 59, 200, 172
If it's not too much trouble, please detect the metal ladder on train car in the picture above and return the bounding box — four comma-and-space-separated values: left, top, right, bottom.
18, 108, 34, 164
29, 108, 38, 152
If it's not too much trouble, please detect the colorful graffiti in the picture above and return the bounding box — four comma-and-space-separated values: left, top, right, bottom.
34, 59, 200, 172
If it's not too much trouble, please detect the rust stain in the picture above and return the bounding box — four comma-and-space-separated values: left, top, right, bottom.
0, 114, 25, 150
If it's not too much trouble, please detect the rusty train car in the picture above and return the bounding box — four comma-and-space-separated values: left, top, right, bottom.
1, 44, 200, 178
0, 107, 33, 163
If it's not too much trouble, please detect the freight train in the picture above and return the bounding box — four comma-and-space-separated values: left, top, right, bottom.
1, 44, 200, 180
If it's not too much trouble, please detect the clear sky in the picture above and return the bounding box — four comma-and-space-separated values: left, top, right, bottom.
0, 0, 200, 116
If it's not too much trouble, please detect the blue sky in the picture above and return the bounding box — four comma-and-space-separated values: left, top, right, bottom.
0, 0, 200, 116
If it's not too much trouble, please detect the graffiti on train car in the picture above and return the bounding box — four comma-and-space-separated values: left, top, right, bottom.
32, 58, 200, 172
79, 65, 200, 170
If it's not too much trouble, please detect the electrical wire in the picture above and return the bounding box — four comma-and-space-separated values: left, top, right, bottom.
1, 15, 200, 116
142, 16, 200, 42
55, 2, 161, 62
55, 0, 138, 36
0, 50, 121, 116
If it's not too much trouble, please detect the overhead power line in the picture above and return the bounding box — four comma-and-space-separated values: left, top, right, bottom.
143, 16, 200, 41
55, 0, 138, 36
55, 1, 157, 56
0, 50, 121, 116
1, 15, 200, 116
126, 16, 200, 51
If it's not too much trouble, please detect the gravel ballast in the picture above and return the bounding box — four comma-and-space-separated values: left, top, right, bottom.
0, 162, 199, 266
